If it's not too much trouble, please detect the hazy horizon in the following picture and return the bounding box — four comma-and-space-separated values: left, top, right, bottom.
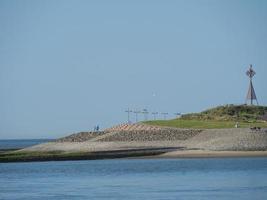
1, 0, 267, 139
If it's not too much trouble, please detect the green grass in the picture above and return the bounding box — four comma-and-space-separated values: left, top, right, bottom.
182, 104, 267, 121
145, 119, 267, 129
145, 104, 267, 129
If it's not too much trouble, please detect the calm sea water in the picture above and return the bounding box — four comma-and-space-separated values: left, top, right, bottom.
0, 139, 53, 150
0, 158, 267, 200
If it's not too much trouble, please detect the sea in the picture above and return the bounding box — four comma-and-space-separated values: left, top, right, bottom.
0, 139, 53, 150
1, 157, 267, 200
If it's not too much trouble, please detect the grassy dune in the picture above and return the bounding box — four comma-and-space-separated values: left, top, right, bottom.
146, 105, 267, 129
146, 119, 267, 129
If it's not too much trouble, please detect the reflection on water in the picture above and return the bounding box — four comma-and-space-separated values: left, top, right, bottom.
0, 158, 267, 200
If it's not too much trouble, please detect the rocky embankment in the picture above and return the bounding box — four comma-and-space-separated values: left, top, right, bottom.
182, 128, 267, 151
56, 131, 106, 142
98, 127, 201, 142
54, 124, 202, 143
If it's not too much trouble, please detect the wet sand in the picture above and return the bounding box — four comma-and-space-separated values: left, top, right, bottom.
155, 150, 267, 158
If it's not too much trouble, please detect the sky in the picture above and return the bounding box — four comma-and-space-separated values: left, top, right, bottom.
0, 0, 267, 139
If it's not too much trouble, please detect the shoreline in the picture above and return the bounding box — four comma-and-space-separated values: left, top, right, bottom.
1, 148, 267, 163
2, 125, 267, 163
0, 147, 178, 163
154, 150, 267, 158
0, 148, 21, 152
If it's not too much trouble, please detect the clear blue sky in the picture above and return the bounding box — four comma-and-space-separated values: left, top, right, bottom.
1, 0, 267, 139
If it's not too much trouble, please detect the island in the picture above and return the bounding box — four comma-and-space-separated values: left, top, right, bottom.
1, 104, 267, 162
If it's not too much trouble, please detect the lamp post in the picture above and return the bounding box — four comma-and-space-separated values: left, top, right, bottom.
125, 108, 132, 124
151, 112, 158, 120
133, 111, 141, 123
142, 109, 149, 121
161, 112, 168, 120
174, 112, 181, 118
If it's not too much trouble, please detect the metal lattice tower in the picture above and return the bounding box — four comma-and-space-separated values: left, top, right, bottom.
245, 65, 258, 105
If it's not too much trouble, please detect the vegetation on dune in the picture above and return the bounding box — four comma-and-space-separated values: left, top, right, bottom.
146, 105, 267, 129
181, 105, 267, 121
146, 119, 267, 129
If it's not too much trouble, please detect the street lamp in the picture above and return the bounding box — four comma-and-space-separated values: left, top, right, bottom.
125, 108, 132, 124
133, 110, 141, 123
161, 112, 168, 120
151, 112, 158, 120
142, 109, 149, 121
174, 112, 181, 118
